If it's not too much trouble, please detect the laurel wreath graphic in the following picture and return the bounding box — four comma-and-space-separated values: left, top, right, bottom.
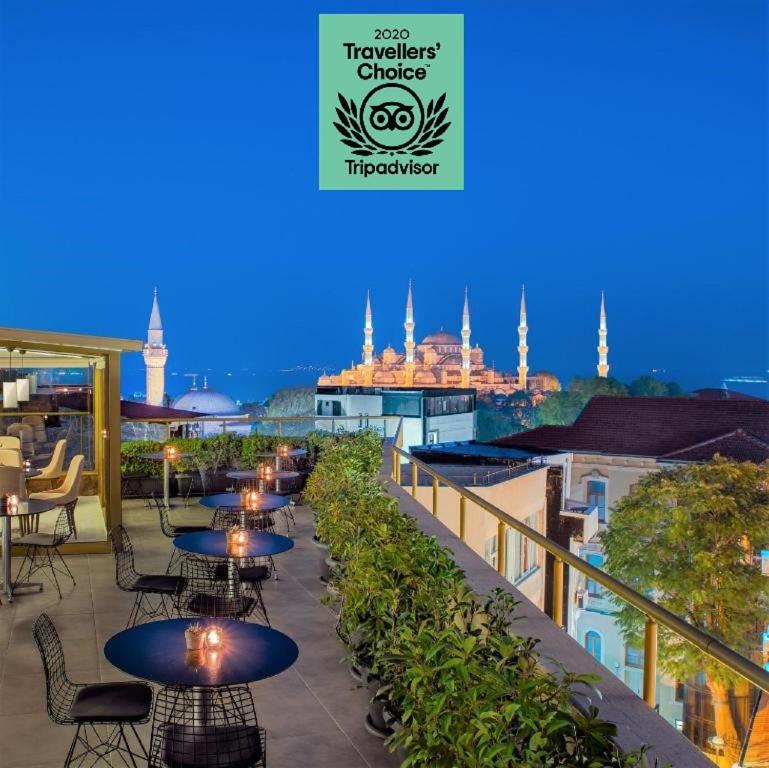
333, 92, 451, 157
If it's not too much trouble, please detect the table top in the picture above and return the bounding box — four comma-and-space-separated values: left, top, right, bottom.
104, 618, 299, 687
140, 452, 191, 461
24, 468, 41, 479
0, 499, 58, 518
174, 530, 294, 558
198, 492, 286, 511
226, 470, 300, 481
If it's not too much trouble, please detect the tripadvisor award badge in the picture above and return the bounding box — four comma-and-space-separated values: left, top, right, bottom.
319, 14, 463, 190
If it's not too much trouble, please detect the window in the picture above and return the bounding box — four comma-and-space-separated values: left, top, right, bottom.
586, 479, 607, 523
625, 646, 644, 669
585, 630, 602, 662
585, 552, 604, 596
484, 535, 498, 569
505, 513, 539, 583
427, 430, 439, 444
382, 392, 421, 417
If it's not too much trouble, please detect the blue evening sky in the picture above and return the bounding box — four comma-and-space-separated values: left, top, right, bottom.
1, 1, 766, 400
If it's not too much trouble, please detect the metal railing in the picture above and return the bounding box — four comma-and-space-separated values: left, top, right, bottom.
389, 423, 769, 707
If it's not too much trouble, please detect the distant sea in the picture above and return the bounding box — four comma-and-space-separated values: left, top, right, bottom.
120, 360, 769, 405
120, 363, 327, 406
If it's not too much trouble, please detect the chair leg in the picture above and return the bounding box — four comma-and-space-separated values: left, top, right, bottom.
63, 723, 82, 768
46, 549, 63, 599
53, 547, 77, 590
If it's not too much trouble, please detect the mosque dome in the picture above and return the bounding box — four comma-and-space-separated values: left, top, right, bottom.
172, 381, 241, 415
421, 330, 461, 346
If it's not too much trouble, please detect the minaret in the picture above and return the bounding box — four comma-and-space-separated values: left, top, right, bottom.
597, 292, 609, 378
404, 280, 415, 386
517, 285, 529, 390
362, 291, 374, 385
461, 287, 471, 388
143, 288, 168, 406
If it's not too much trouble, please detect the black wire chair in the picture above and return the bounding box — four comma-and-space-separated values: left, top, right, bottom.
33, 613, 152, 767
174, 556, 257, 621
210, 509, 277, 599
152, 494, 211, 573
148, 685, 266, 768
109, 525, 185, 627
211, 508, 275, 534
14, 502, 77, 599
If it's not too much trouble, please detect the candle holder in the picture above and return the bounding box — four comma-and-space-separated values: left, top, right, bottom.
4, 494, 19, 515
226, 525, 249, 556
205, 626, 224, 650
164, 445, 178, 461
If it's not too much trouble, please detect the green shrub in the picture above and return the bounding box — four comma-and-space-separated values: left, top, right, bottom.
307, 431, 667, 768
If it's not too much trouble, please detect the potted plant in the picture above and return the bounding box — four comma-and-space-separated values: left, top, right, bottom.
184, 623, 205, 651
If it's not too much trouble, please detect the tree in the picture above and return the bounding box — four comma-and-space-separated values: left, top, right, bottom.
601, 457, 769, 765
535, 376, 628, 426
629, 375, 685, 397
628, 375, 670, 397
265, 387, 314, 417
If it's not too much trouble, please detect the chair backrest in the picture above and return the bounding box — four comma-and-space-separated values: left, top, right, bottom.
39, 440, 67, 479
108, 524, 138, 589
153, 494, 175, 537
179, 556, 251, 620
21, 415, 47, 442
0, 465, 24, 499
0, 436, 21, 451
52, 455, 84, 505
32, 613, 79, 725
7, 423, 34, 447
0, 448, 22, 467
149, 684, 262, 768
51, 505, 75, 547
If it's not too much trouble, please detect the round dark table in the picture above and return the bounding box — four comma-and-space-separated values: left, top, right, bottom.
104, 618, 299, 688
174, 530, 294, 559
198, 493, 285, 512
24, 467, 41, 479
1, 499, 58, 601
226, 470, 299, 482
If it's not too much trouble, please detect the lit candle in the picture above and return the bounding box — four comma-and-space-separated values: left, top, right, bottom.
206, 627, 223, 649
7, 494, 19, 514
165, 445, 178, 461
235, 528, 247, 546
248, 490, 259, 506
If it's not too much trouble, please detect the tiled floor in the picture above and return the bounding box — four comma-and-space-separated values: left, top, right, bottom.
0, 500, 401, 768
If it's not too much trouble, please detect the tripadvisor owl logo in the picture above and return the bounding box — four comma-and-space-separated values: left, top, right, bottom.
319, 14, 464, 190
334, 85, 451, 158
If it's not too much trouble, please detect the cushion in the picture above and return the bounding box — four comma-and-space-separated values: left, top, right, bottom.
16, 533, 56, 547
213, 564, 269, 583
162, 724, 262, 768
173, 525, 210, 535
135, 573, 185, 595
70, 682, 152, 723
187, 593, 256, 619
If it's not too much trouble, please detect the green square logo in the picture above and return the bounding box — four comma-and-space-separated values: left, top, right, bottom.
319, 14, 464, 190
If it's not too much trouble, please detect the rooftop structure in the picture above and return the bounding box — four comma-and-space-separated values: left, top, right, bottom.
493, 395, 769, 462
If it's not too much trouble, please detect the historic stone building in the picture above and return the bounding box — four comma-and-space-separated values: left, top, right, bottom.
317, 283, 561, 396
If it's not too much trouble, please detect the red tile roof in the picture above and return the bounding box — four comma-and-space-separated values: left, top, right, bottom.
491, 396, 769, 461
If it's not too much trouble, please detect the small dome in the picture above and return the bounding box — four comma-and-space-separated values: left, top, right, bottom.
172, 385, 241, 415
421, 330, 461, 345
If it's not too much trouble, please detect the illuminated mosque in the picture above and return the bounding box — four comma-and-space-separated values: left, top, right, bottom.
317, 283, 575, 396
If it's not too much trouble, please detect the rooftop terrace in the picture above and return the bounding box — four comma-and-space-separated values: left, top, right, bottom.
0, 499, 400, 768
